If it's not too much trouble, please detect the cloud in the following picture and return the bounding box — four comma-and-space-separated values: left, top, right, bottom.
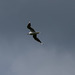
7, 47, 75, 75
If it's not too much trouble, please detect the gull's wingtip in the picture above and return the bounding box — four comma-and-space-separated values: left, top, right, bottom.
29, 20, 30, 23
41, 43, 44, 45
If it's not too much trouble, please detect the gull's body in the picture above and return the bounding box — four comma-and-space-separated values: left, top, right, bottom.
27, 21, 42, 43
29, 31, 39, 35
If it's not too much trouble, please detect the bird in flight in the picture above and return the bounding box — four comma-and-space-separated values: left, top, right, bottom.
27, 21, 43, 44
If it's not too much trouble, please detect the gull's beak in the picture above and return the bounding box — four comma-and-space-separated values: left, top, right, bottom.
27, 33, 29, 35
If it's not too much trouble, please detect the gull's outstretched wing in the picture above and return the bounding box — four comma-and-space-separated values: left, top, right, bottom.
33, 34, 42, 43
27, 21, 35, 32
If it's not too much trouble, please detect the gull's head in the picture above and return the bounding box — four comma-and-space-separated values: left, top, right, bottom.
27, 32, 30, 35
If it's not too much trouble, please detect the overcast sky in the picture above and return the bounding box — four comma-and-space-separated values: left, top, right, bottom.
0, 0, 75, 75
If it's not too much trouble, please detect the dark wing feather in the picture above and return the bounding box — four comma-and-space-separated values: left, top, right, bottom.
33, 34, 42, 43
27, 22, 35, 32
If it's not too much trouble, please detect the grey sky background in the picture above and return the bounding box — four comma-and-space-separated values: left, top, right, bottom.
0, 0, 75, 75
